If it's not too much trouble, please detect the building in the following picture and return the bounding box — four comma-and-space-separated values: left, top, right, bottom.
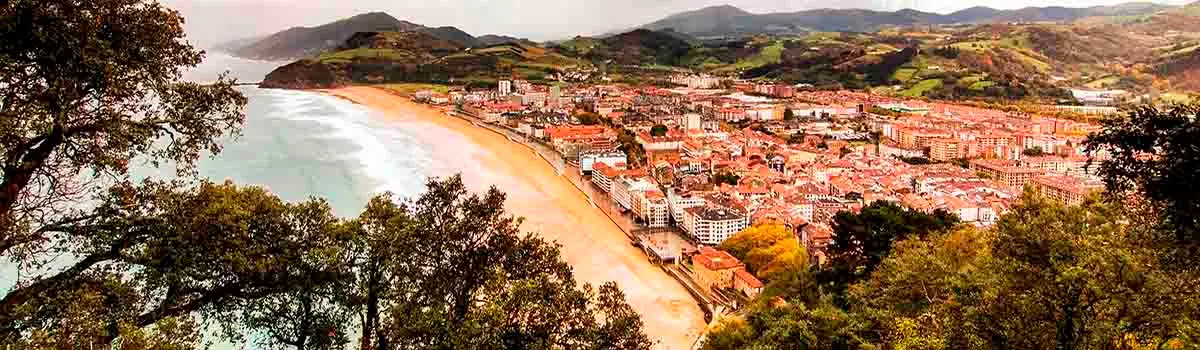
733, 269, 764, 298
928, 138, 964, 162
498, 80, 512, 95
612, 177, 657, 211
579, 151, 627, 175
691, 247, 763, 299
634, 190, 671, 228
1031, 175, 1103, 205
681, 204, 751, 245
667, 189, 707, 224
970, 159, 1047, 187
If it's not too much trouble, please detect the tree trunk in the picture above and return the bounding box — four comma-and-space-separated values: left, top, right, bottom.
0, 124, 66, 254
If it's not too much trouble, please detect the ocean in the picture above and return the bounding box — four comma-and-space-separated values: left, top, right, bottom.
170, 53, 440, 216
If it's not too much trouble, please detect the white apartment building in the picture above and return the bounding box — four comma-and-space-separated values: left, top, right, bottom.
498, 80, 512, 95
579, 151, 627, 175
667, 190, 707, 224
633, 191, 671, 228
681, 205, 751, 245
612, 177, 657, 211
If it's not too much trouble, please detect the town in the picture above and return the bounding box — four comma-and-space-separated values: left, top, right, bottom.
412, 74, 1109, 313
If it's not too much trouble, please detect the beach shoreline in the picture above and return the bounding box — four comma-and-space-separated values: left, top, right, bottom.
320, 86, 706, 350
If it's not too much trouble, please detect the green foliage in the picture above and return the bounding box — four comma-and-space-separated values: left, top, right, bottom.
707, 190, 1200, 349
650, 124, 668, 137
899, 78, 943, 97
0, 0, 248, 256
1022, 146, 1045, 157
821, 201, 960, 298
350, 176, 652, 349
1086, 104, 1200, 256
316, 48, 416, 64
712, 171, 741, 187
703, 298, 870, 350
733, 41, 784, 70
575, 111, 602, 125
616, 128, 646, 167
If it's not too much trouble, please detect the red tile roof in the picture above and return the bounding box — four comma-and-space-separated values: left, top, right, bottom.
694, 246, 744, 271
734, 269, 763, 288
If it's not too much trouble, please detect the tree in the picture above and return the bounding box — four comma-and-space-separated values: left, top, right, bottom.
719, 223, 807, 280
0, 0, 246, 259
365, 176, 652, 349
784, 108, 796, 121
703, 298, 869, 350
1086, 104, 1200, 257
575, 111, 602, 125
1, 181, 351, 346
712, 171, 740, 187
1022, 146, 1045, 157
821, 201, 959, 298
852, 190, 1200, 349
787, 132, 806, 145
650, 124, 668, 137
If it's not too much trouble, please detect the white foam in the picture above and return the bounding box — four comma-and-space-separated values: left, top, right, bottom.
257, 89, 434, 198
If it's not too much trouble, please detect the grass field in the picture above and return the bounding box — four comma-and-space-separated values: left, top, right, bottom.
734, 42, 785, 70
378, 83, 449, 96
969, 80, 996, 90
1085, 75, 1121, 89
1162, 92, 1196, 104
893, 68, 918, 83
316, 48, 415, 64
900, 78, 943, 97
1008, 48, 1052, 73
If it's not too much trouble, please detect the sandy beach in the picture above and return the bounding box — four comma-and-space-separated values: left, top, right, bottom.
323, 87, 706, 349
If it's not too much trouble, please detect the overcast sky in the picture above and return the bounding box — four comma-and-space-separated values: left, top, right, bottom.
163, 0, 1193, 46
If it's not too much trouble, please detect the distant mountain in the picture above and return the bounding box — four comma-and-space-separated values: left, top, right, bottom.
260, 28, 587, 89
260, 30, 464, 89
418, 26, 481, 47
552, 29, 693, 66
232, 12, 422, 60
639, 2, 1173, 36
224, 12, 540, 60
477, 34, 536, 47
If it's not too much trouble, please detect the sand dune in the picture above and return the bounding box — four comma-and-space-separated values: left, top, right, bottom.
323, 86, 706, 350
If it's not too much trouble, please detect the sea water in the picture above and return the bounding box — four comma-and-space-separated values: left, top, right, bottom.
174, 53, 439, 215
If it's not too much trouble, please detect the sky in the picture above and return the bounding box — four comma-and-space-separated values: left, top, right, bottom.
163, 0, 1193, 46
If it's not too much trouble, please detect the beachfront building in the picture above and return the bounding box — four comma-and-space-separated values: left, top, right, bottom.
579, 151, 627, 175
612, 177, 657, 212
633, 190, 671, 228
681, 204, 751, 245
667, 189, 708, 224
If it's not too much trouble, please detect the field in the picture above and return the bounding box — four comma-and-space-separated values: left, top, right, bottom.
893, 68, 918, 83
732, 42, 785, 71
900, 78, 943, 97
316, 48, 416, 64
969, 80, 996, 90
1085, 75, 1121, 89
377, 83, 449, 96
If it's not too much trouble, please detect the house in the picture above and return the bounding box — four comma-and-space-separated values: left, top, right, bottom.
691, 247, 763, 299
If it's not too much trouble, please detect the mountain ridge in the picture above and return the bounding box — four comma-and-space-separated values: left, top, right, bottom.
640, 2, 1174, 36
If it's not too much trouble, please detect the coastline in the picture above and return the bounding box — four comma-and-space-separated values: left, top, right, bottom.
319, 86, 707, 350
